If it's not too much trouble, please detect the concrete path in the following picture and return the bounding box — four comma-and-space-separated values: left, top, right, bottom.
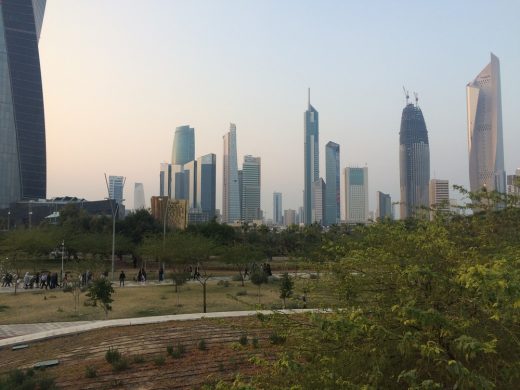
0, 309, 320, 348
0, 321, 95, 339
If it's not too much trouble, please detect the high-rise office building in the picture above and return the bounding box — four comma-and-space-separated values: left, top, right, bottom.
344, 167, 369, 224
241, 155, 261, 222
222, 123, 240, 223
284, 209, 296, 226
297, 206, 304, 225
467, 53, 505, 193
159, 163, 172, 198
506, 168, 520, 196
325, 142, 340, 225
376, 191, 392, 220
171, 125, 195, 166
312, 178, 326, 225
196, 154, 216, 218
399, 95, 430, 219
238, 169, 243, 220
0, 1, 47, 209
109, 176, 125, 206
304, 89, 319, 225
429, 179, 450, 219
273, 192, 283, 226
184, 160, 197, 210
134, 183, 145, 210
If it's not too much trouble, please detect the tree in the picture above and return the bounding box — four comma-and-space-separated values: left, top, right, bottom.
221, 243, 264, 287
85, 278, 114, 319
279, 272, 294, 309
250, 270, 268, 304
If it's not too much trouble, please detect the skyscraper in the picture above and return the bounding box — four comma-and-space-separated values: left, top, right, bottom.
196, 154, 217, 218
109, 176, 125, 218
273, 192, 283, 225
0, 1, 47, 209
467, 53, 505, 193
159, 163, 172, 197
241, 155, 261, 223
134, 183, 145, 210
284, 209, 296, 226
399, 95, 430, 219
506, 169, 520, 196
344, 167, 369, 224
376, 191, 392, 220
429, 179, 450, 219
304, 89, 319, 225
184, 160, 197, 210
312, 178, 326, 224
325, 142, 340, 225
222, 123, 240, 223
171, 125, 195, 166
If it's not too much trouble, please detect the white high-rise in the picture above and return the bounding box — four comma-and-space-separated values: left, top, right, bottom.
467, 53, 505, 193
429, 179, 450, 219
222, 124, 240, 223
344, 167, 368, 224
134, 183, 145, 210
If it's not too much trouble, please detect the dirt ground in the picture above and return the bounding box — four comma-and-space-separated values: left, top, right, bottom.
0, 316, 278, 389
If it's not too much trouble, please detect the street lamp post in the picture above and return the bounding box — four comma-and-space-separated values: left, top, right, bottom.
61, 240, 65, 285
104, 173, 126, 282
28, 211, 33, 229
158, 197, 169, 247
7, 211, 10, 231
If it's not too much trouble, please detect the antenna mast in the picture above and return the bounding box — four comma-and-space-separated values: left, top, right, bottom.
402, 86, 409, 105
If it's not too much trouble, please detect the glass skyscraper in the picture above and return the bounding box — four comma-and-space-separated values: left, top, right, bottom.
344, 167, 369, 224
467, 53, 505, 193
376, 191, 392, 220
399, 99, 430, 219
241, 155, 261, 222
325, 142, 340, 225
171, 125, 195, 166
0, 1, 47, 209
304, 89, 319, 225
134, 183, 145, 210
196, 153, 216, 218
222, 123, 240, 223
273, 192, 282, 226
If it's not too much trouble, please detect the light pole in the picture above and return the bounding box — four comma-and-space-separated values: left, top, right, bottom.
28, 211, 33, 229
7, 211, 10, 231
61, 240, 65, 285
158, 197, 169, 247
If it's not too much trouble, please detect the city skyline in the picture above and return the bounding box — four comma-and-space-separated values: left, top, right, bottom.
35, 1, 519, 219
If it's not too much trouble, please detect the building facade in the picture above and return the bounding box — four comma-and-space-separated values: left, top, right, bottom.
159, 163, 172, 198
506, 168, 520, 196
273, 192, 282, 226
134, 183, 145, 210
184, 160, 197, 210
0, 0, 47, 209
344, 167, 369, 224
109, 176, 125, 206
222, 123, 240, 223
399, 99, 430, 219
241, 155, 261, 223
284, 209, 296, 226
171, 125, 195, 166
376, 191, 392, 220
304, 89, 319, 225
196, 153, 217, 219
467, 53, 505, 193
312, 178, 326, 225
429, 179, 450, 219
325, 141, 340, 225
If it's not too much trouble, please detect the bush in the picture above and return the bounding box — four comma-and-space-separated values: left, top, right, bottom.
132, 355, 145, 364
198, 339, 207, 350
0, 369, 57, 390
105, 347, 121, 364
269, 332, 286, 345
166, 345, 174, 355
170, 343, 186, 359
252, 337, 259, 348
111, 358, 129, 372
85, 366, 97, 378
239, 334, 248, 346
236, 290, 247, 296
154, 356, 165, 366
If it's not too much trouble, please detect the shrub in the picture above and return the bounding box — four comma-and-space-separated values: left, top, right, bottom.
111, 358, 129, 372
170, 343, 186, 359
236, 290, 247, 296
132, 355, 145, 364
154, 356, 165, 366
166, 345, 174, 355
198, 339, 207, 350
105, 347, 121, 364
269, 332, 286, 345
239, 334, 248, 346
217, 280, 230, 287
85, 366, 97, 378
252, 337, 259, 348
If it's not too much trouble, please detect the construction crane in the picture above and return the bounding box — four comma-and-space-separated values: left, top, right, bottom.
414, 92, 419, 106
402, 86, 409, 105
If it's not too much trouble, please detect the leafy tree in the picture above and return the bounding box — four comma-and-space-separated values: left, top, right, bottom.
221, 243, 264, 287
250, 270, 268, 304
85, 278, 114, 319
279, 272, 294, 309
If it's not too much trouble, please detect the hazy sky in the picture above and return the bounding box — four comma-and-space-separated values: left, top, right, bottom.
40, 0, 520, 219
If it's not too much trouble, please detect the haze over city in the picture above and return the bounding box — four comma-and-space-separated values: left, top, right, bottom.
39, 0, 520, 218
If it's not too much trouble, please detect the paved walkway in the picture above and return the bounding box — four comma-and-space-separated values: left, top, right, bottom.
0, 309, 320, 348
0, 321, 95, 339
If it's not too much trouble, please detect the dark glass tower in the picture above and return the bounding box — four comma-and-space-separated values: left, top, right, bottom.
325, 141, 340, 225
399, 99, 430, 219
304, 89, 319, 225
0, 0, 47, 208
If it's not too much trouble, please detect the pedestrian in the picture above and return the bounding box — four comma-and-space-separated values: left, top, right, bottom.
137, 269, 142, 283
141, 268, 147, 283
119, 270, 126, 287
158, 266, 164, 282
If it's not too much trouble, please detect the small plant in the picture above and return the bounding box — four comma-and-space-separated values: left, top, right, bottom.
198, 339, 207, 350
217, 280, 230, 287
218, 362, 225, 372
252, 337, 259, 348
111, 357, 129, 372
85, 366, 97, 378
269, 332, 286, 345
231, 274, 243, 282
238, 334, 248, 346
236, 290, 247, 296
170, 343, 186, 358
132, 355, 145, 363
166, 344, 174, 355
154, 356, 166, 366
105, 347, 121, 364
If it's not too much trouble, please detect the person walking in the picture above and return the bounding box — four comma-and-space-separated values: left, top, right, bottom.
158, 266, 164, 282
119, 270, 126, 287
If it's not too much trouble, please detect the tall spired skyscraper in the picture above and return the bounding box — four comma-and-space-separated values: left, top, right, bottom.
466, 53, 505, 193
0, 1, 47, 209
399, 94, 430, 219
222, 123, 240, 223
303, 89, 319, 225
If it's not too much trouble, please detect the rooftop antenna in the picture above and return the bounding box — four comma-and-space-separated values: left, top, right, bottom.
402, 86, 409, 105
414, 91, 419, 107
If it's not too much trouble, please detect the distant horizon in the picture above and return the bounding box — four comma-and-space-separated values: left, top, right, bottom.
39, 1, 520, 220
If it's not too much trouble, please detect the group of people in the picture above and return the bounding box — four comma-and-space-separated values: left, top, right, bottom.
1, 271, 61, 289
244, 262, 272, 277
